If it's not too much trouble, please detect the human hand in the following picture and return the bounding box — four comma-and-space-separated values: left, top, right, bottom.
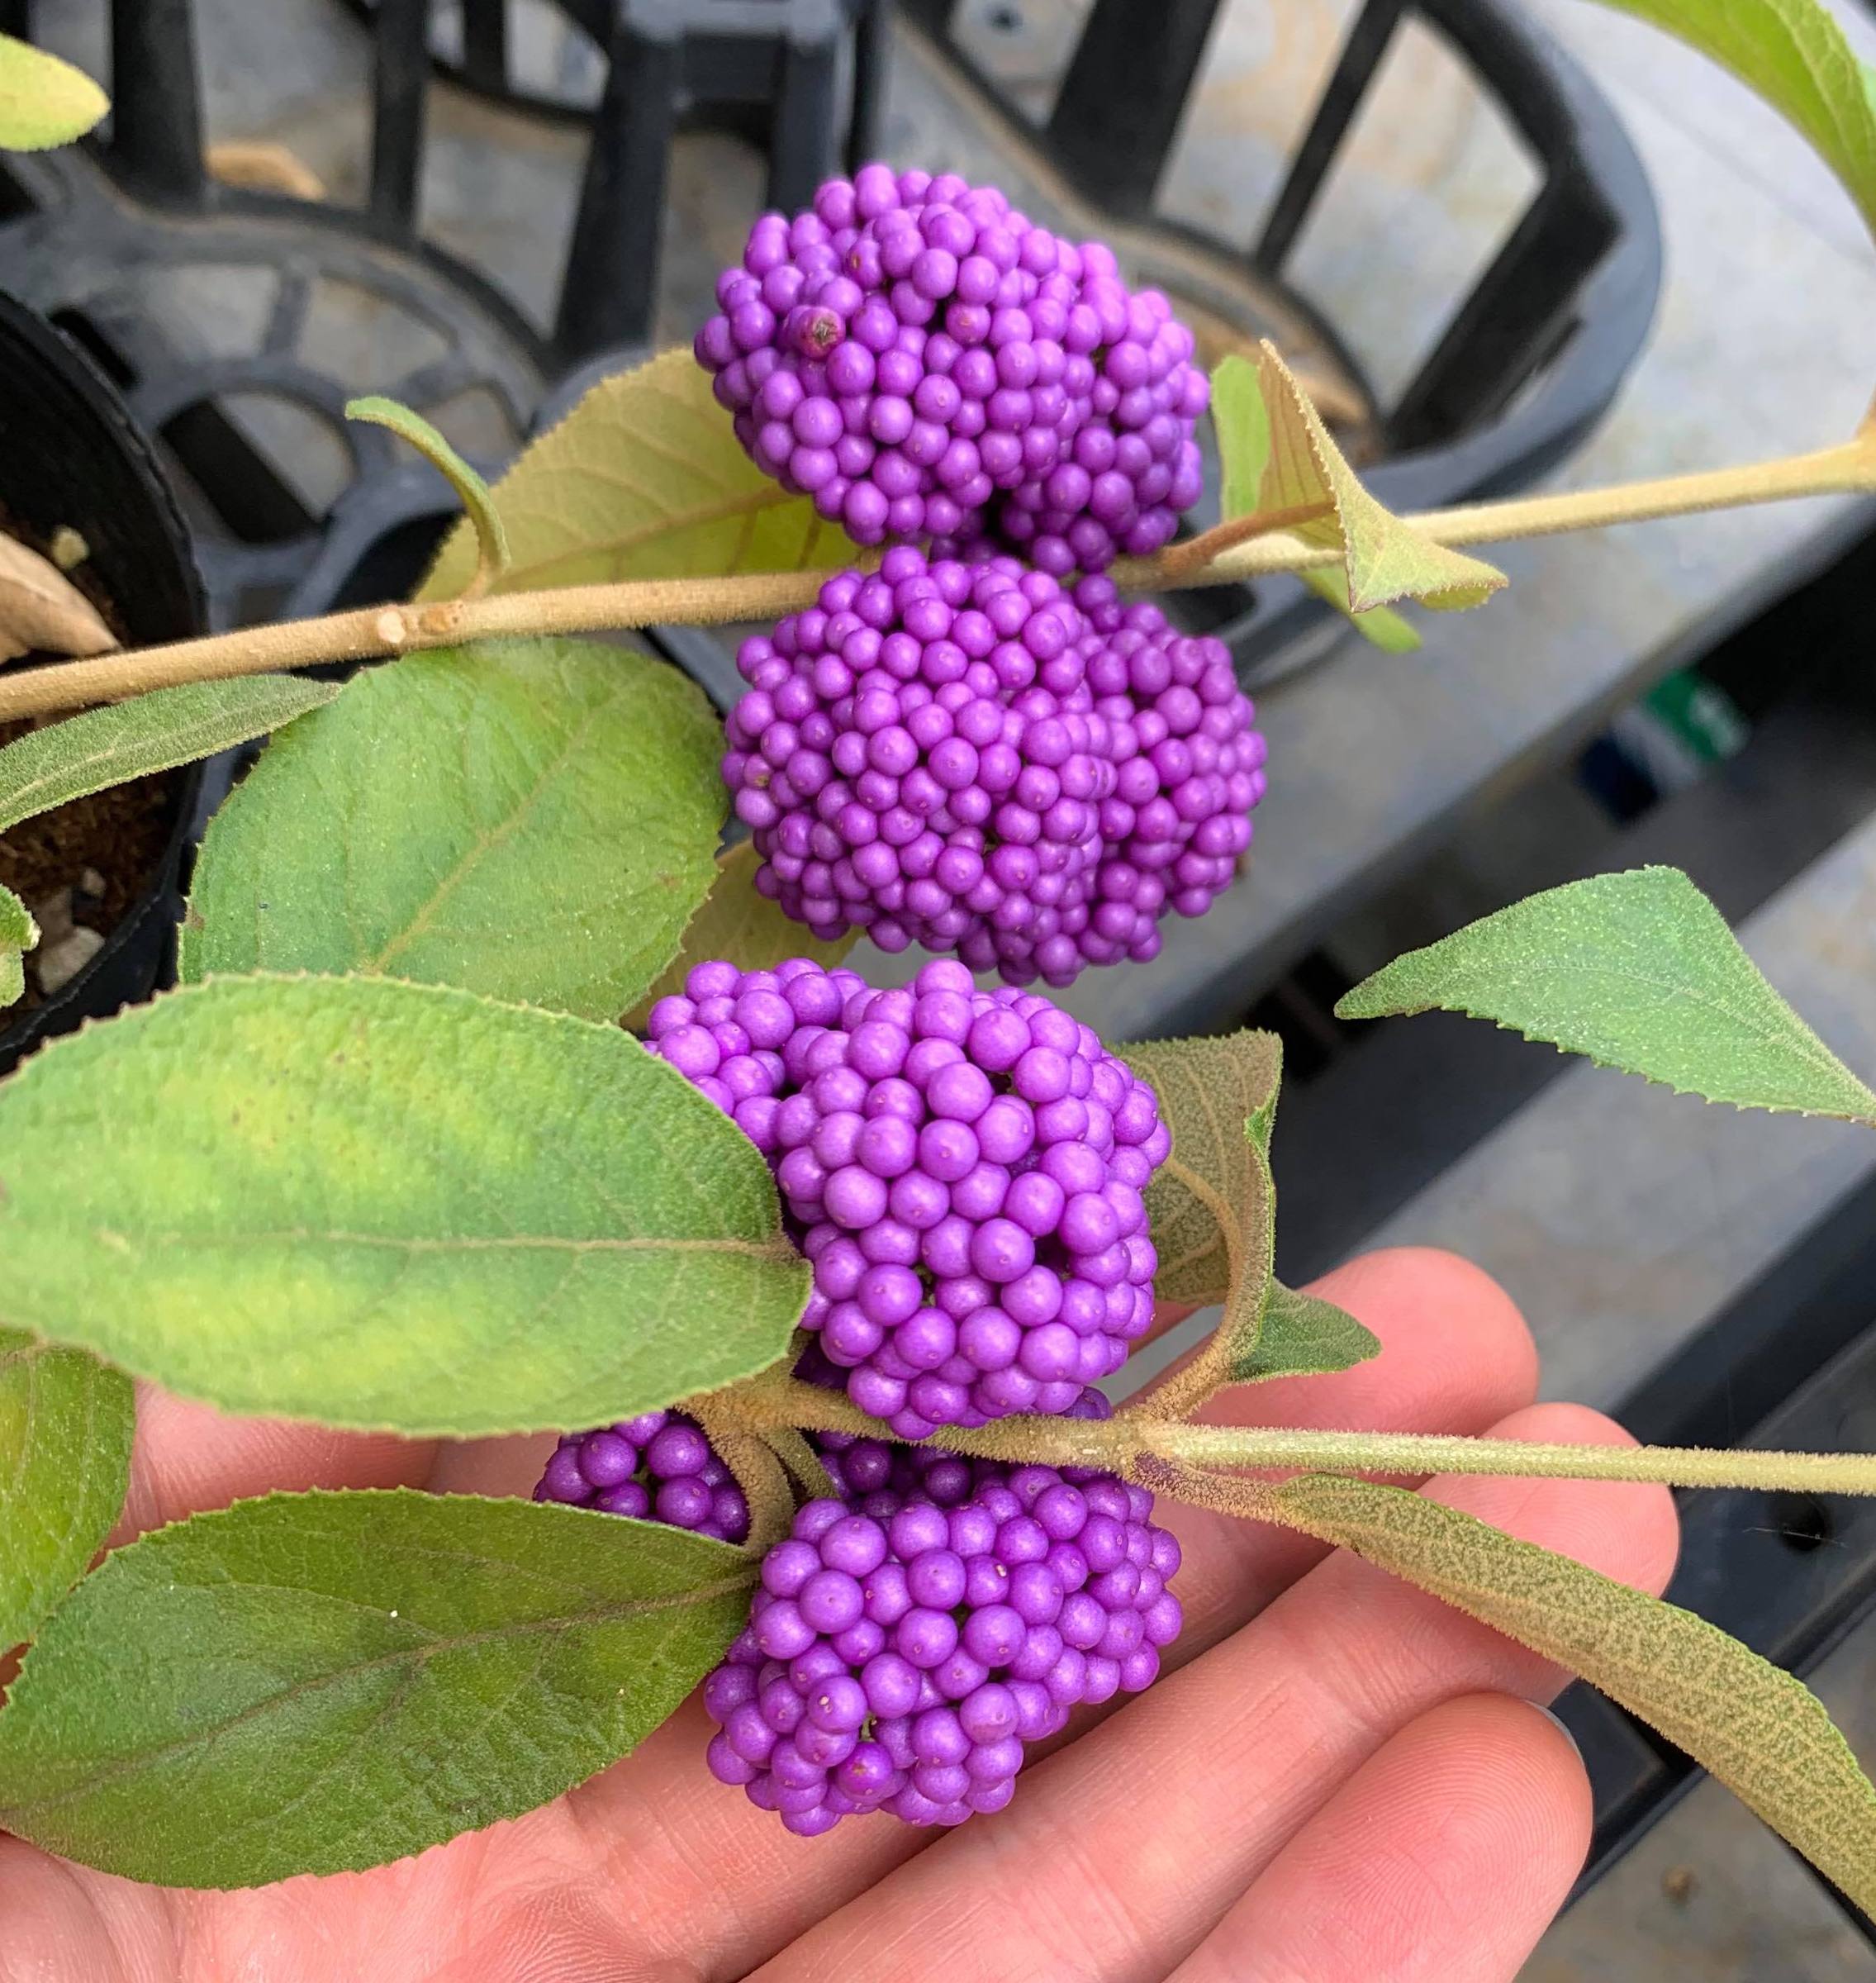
0, 1246, 1677, 1983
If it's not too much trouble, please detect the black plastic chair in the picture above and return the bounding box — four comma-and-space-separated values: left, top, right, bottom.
0, 0, 883, 625
899, 0, 1661, 673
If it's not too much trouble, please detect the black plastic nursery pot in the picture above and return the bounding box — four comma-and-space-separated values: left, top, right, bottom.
0, 290, 210, 1077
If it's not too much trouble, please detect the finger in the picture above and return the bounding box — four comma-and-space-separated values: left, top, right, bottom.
111, 1382, 437, 1543
759, 1401, 1676, 1983
1169, 1694, 1590, 1983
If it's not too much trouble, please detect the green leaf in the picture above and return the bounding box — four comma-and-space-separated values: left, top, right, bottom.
347, 396, 510, 598
0, 1330, 132, 1651
1120, 1033, 1283, 1370
0, 881, 36, 1008
0, 677, 340, 836
0, 1488, 753, 1886
0, 33, 107, 151
1212, 352, 1272, 524
419, 349, 856, 602
0, 974, 810, 1435
1264, 1471, 1876, 1915
1596, 0, 1876, 244
1336, 867, 1876, 1124
1299, 566, 1422, 652
1232, 1282, 1381, 1384
1210, 347, 1505, 615
183, 641, 724, 1025
624, 838, 858, 1030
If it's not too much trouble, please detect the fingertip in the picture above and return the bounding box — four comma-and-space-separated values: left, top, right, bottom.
1317, 1245, 1540, 1400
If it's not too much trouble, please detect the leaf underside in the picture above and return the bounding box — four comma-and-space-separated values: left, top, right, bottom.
1270, 1472, 1876, 1916
347, 396, 510, 596
1336, 867, 1876, 1125
1593, 0, 1876, 245
0, 1488, 754, 1886
1119, 1031, 1284, 1314
0, 677, 339, 836
0, 974, 810, 1435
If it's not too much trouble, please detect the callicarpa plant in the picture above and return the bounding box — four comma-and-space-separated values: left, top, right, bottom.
4, 0, 1876, 1955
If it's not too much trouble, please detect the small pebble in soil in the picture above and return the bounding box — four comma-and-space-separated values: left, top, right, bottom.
36, 923, 103, 995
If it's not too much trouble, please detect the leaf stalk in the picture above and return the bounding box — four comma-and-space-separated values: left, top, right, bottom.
723, 1376, 1876, 1498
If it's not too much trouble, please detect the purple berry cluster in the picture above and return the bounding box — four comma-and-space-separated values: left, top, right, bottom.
723, 546, 1264, 983
702, 1453, 1183, 1833
695, 164, 1206, 573
646, 953, 1168, 1439
1078, 578, 1267, 938
726, 547, 1117, 982
534, 1412, 750, 1543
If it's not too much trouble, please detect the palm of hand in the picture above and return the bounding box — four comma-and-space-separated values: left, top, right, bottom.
0, 1248, 1675, 1983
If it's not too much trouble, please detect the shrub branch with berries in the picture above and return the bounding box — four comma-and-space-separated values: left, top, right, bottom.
4, 0, 1876, 1913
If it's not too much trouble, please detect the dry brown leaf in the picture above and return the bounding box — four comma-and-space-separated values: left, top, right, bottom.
0, 532, 118, 664
206, 140, 327, 201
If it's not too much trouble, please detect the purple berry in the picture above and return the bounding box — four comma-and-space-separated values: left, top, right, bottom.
533, 1411, 750, 1543
704, 1455, 1182, 1832
695, 168, 1208, 569
647, 954, 1169, 1439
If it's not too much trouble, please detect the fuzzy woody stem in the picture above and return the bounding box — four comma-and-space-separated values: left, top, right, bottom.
724, 1376, 1876, 1497
0, 439, 1873, 723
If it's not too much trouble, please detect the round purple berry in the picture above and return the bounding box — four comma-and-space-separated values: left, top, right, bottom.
704, 1456, 1182, 1832
695, 167, 1208, 569
647, 955, 1169, 1439
534, 1411, 750, 1543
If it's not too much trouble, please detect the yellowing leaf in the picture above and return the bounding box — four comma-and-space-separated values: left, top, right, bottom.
419, 349, 855, 601
1210, 347, 1505, 615
0, 530, 117, 663
1597, 0, 1876, 245
0, 34, 107, 153
1337, 867, 1876, 1125
348, 396, 509, 599
625, 838, 859, 1030
1264, 1472, 1876, 1915
0, 974, 810, 1436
